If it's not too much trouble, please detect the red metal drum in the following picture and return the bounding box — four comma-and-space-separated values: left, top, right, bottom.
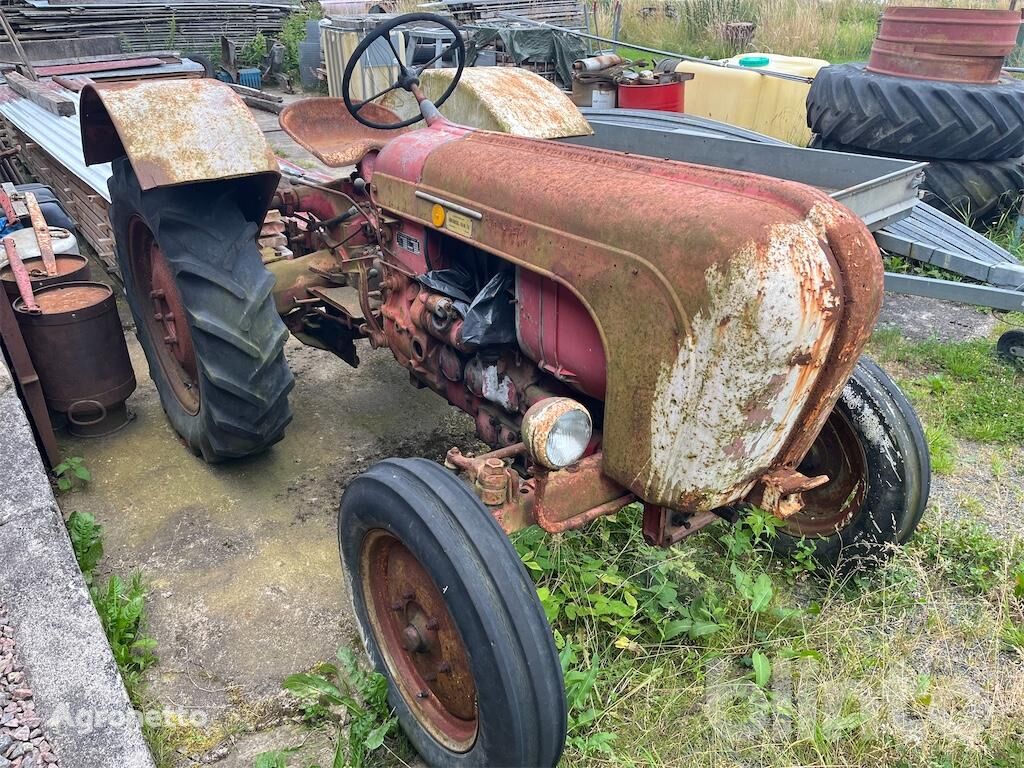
867, 6, 1022, 84
617, 81, 685, 112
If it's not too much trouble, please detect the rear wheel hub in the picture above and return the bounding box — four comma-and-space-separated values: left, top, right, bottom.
127, 216, 200, 415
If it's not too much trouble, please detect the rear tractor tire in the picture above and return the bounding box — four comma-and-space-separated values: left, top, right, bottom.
772, 358, 930, 572
109, 157, 294, 461
339, 458, 566, 767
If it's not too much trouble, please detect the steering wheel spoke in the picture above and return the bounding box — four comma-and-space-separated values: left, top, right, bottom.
340, 12, 466, 130
354, 82, 402, 112
414, 43, 458, 76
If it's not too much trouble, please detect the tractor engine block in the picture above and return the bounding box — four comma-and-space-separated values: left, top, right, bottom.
378, 267, 567, 448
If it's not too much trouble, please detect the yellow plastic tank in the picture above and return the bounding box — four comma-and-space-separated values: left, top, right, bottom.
673, 53, 829, 145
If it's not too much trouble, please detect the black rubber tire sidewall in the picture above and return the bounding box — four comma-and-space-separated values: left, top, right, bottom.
774, 358, 930, 569
807, 63, 1024, 161
109, 157, 294, 461
339, 458, 566, 767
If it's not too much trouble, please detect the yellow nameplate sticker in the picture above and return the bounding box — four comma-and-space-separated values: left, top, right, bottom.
445, 210, 474, 238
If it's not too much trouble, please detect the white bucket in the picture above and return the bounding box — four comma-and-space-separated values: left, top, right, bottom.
591, 83, 616, 109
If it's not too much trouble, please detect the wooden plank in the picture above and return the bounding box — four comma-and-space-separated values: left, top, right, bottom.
4, 71, 75, 116
227, 82, 283, 102
51, 75, 94, 92
241, 94, 282, 114
37, 57, 164, 77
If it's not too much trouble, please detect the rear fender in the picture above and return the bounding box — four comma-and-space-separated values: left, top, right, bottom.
80, 79, 280, 222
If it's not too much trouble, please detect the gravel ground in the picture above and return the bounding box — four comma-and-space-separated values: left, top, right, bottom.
0, 606, 58, 768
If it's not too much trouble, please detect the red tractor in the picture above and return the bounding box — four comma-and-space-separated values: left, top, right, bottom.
79, 15, 929, 765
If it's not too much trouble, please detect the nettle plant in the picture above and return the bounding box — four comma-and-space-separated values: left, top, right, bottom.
53, 455, 91, 492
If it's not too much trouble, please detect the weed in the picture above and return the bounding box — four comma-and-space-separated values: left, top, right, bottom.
262, 646, 408, 767
985, 203, 1024, 262
66, 510, 157, 706
911, 518, 1017, 595
867, 332, 1024, 444
279, 0, 322, 79
882, 254, 964, 283
925, 424, 956, 475
165, 15, 177, 49
53, 455, 91, 492
239, 31, 268, 67
92, 573, 158, 699
598, 0, 878, 62
67, 510, 104, 582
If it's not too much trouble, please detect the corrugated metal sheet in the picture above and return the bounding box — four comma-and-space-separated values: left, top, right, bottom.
0, 86, 112, 201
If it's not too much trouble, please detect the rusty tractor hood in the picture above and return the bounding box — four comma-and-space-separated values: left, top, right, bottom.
370, 125, 883, 512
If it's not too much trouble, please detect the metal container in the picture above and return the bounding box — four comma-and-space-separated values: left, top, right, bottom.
617, 80, 685, 112
591, 82, 616, 109
14, 281, 136, 437
1, 227, 87, 299
868, 6, 1023, 84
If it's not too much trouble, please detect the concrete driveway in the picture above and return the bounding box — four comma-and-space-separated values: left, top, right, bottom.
58, 317, 479, 763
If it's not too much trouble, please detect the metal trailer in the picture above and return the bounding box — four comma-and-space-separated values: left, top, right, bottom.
570, 108, 1024, 314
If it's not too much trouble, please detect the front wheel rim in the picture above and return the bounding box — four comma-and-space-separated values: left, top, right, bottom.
360, 529, 478, 752
785, 408, 869, 537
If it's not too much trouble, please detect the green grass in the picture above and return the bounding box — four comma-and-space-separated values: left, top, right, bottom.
597, 0, 878, 63
868, 333, 1024, 445
511, 509, 1024, 767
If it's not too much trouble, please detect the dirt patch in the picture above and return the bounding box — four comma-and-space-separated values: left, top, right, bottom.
57, 330, 477, 762
877, 294, 997, 342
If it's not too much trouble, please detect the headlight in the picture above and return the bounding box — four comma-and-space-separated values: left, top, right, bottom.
522, 398, 593, 470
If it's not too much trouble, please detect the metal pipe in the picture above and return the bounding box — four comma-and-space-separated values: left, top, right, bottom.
25, 192, 57, 277
4, 239, 40, 313
495, 13, 815, 83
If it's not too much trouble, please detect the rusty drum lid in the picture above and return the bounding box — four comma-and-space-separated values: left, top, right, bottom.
14, 281, 111, 315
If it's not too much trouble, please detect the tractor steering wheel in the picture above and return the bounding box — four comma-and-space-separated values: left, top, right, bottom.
341, 13, 465, 130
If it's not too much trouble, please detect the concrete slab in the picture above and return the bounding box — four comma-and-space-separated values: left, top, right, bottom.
0, 360, 59, 529
0, 356, 154, 768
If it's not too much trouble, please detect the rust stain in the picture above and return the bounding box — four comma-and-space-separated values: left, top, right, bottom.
279, 99, 409, 168
80, 80, 278, 187
370, 129, 882, 512
384, 68, 593, 139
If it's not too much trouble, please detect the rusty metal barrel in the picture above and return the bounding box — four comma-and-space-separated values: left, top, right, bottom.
868, 6, 1022, 84
14, 281, 136, 437
1, 227, 89, 300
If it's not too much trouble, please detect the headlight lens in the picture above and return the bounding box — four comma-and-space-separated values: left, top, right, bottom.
522, 398, 593, 470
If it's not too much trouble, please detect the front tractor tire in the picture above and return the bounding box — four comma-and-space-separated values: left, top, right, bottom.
110, 158, 293, 461
773, 358, 930, 571
339, 458, 567, 767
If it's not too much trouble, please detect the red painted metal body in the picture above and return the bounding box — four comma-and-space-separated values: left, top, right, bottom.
516, 268, 607, 400
867, 6, 1022, 84
361, 120, 882, 513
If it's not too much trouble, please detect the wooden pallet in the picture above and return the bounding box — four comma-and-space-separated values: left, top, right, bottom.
1, 117, 117, 276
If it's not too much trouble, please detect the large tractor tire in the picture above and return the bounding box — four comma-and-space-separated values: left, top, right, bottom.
918, 157, 1024, 225
109, 157, 293, 461
772, 358, 930, 572
807, 63, 1024, 161
339, 458, 566, 766
809, 136, 1024, 225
